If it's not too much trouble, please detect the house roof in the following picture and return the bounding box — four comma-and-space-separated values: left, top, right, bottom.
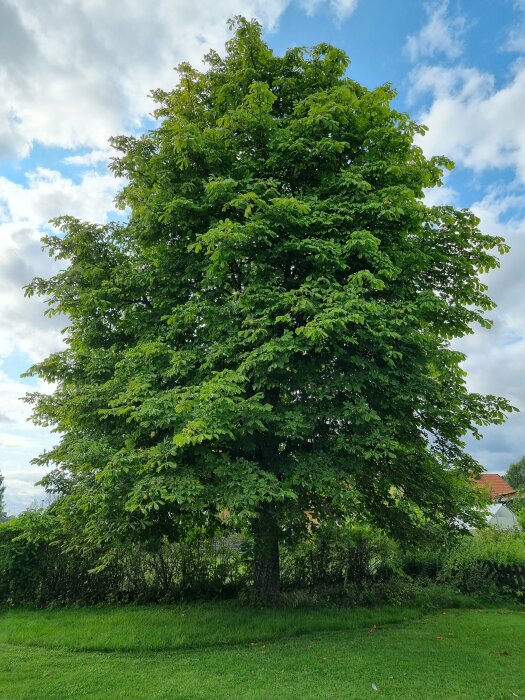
474, 474, 516, 500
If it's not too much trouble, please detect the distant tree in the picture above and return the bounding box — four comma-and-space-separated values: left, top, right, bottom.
505, 456, 525, 491
24, 18, 514, 603
0, 472, 6, 519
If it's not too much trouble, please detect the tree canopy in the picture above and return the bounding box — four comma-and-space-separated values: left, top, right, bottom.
25, 17, 513, 602
506, 456, 525, 491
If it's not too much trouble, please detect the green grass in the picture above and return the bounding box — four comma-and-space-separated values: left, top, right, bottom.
1, 603, 524, 699
0, 601, 427, 653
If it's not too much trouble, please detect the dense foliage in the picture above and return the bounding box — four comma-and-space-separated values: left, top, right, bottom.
0, 509, 398, 606
1, 507, 524, 607
508, 495, 525, 530
24, 18, 513, 601
506, 455, 525, 491
0, 509, 245, 606
440, 529, 525, 597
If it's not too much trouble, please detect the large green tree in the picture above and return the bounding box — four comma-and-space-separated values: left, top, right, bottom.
25, 18, 513, 602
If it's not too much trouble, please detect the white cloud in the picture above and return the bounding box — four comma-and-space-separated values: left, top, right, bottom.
0, 166, 121, 513
412, 63, 525, 183
300, 0, 358, 20
0, 168, 120, 227
422, 173, 458, 206
329, 0, 359, 22
406, 1, 466, 62
409, 22, 525, 443
0, 167, 121, 360
0, 0, 295, 159
0, 370, 54, 514
506, 29, 525, 53
451, 188, 525, 471
0, 0, 363, 160
63, 148, 113, 168
505, 1, 525, 52
405, 5, 525, 474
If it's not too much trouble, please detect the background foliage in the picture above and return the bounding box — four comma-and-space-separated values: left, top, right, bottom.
506, 455, 525, 491
1, 506, 523, 607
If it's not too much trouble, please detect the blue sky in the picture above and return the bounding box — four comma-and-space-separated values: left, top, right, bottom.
1, 0, 524, 513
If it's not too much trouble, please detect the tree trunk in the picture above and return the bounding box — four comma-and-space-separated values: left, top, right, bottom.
252, 504, 280, 605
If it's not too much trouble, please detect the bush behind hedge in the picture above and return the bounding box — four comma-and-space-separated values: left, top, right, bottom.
439, 529, 525, 597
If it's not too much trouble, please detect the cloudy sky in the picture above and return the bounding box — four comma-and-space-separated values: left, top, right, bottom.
1, 0, 524, 514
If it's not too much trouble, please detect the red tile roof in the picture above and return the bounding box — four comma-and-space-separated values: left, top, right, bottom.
474, 474, 516, 500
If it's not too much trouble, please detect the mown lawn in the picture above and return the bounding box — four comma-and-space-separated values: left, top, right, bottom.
0, 603, 524, 699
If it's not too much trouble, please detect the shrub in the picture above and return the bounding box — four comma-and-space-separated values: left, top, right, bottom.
6, 506, 518, 608
279, 523, 400, 595
508, 495, 525, 530
440, 530, 525, 598
0, 509, 248, 606
0, 513, 46, 604
402, 547, 445, 580
1, 510, 403, 606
